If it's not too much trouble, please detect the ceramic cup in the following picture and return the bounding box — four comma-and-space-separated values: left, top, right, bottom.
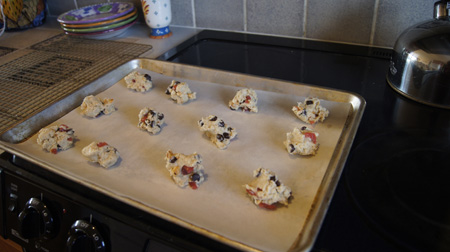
141, 0, 172, 39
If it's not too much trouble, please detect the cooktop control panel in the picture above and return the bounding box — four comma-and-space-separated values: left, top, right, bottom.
1, 170, 158, 252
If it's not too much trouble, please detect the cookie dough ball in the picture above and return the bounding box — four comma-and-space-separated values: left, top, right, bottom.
229, 88, 258, 112
165, 150, 205, 189
124, 70, 153, 92
292, 97, 329, 124
80, 95, 116, 118
138, 107, 165, 134
284, 126, 319, 156
36, 124, 75, 154
245, 168, 292, 210
198, 115, 237, 150
165, 80, 196, 104
82, 142, 120, 168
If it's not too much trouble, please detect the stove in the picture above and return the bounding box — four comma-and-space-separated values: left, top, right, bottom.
0, 29, 449, 252
157, 30, 450, 252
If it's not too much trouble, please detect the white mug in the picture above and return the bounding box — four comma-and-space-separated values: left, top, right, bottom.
141, 0, 172, 38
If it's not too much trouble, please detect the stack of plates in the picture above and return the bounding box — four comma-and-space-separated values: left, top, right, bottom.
57, 2, 137, 39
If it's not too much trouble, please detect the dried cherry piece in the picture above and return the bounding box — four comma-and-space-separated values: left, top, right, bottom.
258, 202, 277, 210
97, 142, 108, 147
188, 181, 198, 189
246, 189, 257, 196
304, 132, 317, 144
181, 165, 194, 175
141, 113, 149, 123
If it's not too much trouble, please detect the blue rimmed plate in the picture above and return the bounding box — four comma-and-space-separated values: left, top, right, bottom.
57, 2, 134, 25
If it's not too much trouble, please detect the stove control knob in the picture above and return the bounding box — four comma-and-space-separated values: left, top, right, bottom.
66, 220, 106, 252
17, 197, 55, 240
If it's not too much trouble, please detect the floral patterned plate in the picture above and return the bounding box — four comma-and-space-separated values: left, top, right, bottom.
57, 2, 134, 25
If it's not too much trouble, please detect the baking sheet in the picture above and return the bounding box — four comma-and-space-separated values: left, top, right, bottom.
0, 59, 365, 252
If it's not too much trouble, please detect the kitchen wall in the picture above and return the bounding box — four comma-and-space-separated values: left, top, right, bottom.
46, 0, 435, 48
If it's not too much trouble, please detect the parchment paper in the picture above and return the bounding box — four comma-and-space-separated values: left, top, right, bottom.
7, 69, 351, 251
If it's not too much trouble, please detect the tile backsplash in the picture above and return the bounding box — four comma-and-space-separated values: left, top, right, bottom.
46, 0, 436, 48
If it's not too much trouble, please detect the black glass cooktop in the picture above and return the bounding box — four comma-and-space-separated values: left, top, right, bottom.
158, 30, 391, 92
159, 30, 450, 252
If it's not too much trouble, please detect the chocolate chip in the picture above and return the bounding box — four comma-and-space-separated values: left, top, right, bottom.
144, 74, 152, 82
270, 176, 276, 181
217, 134, 224, 142
199, 120, 204, 127
306, 100, 314, 105
165, 89, 170, 95
218, 120, 225, 127
289, 144, 295, 153
158, 114, 164, 120
191, 173, 200, 182
210, 116, 218, 121
276, 181, 281, 186
223, 132, 230, 139
301, 126, 307, 130
170, 156, 177, 163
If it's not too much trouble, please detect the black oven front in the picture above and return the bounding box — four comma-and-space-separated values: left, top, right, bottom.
0, 152, 234, 252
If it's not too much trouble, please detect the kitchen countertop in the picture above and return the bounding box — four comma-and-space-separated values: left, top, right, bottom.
0, 18, 201, 63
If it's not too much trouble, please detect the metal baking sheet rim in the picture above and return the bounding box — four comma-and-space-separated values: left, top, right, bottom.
0, 58, 366, 252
